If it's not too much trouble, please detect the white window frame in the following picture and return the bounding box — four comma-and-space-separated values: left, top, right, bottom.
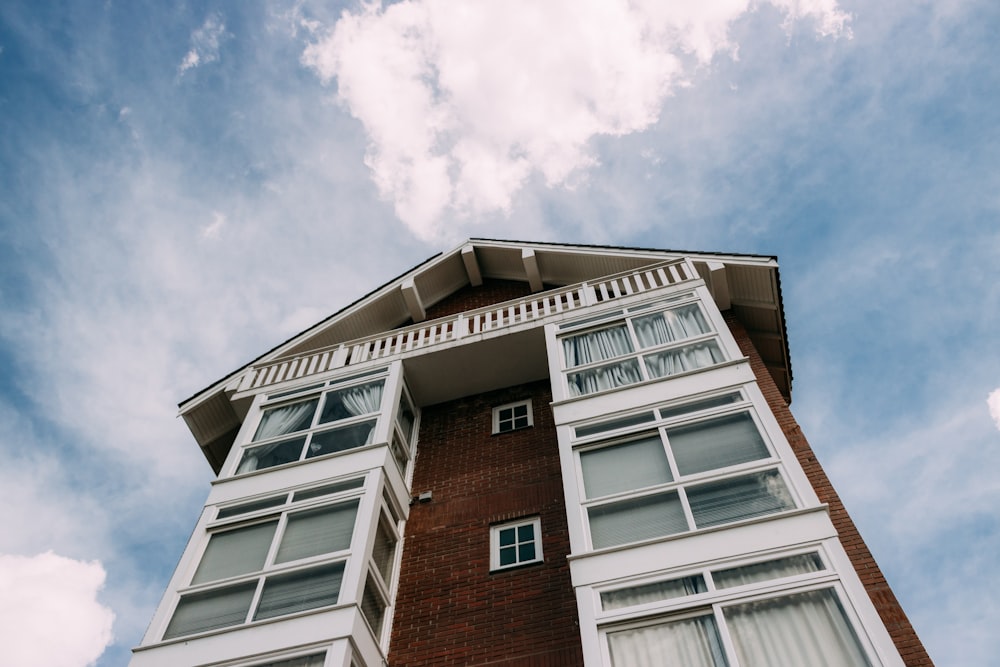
490, 517, 544, 571
593, 547, 883, 667
492, 399, 534, 434
163, 478, 367, 640
573, 392, 799, 550
557, 297, 726, 398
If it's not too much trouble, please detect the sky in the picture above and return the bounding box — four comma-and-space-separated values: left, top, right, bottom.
0, 0, 997, 665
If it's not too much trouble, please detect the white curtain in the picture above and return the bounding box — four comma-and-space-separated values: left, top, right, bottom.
236, 437, 305, 474
563, 325, 634, 367
602, 575, 707, 611
320, 381, 384, 424
608, 615, 727, 667
643, 342, 725, 379
254, 399, 318, 440
725, 589, 873, 667
568, 359, 643, 396
633, 305, 710, 349
713, 553, 824, 590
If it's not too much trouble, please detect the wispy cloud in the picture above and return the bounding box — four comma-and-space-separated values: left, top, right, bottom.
989, 388, 1000, 430
179, 13, 227, 75
302, 0, 850, 241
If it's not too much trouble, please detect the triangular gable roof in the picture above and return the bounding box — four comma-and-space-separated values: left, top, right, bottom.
180, 239, 791, 471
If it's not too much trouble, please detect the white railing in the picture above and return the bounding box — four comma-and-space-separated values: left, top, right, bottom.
238, 259, 696, 392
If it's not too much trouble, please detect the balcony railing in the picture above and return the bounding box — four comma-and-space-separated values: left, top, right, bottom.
237, 259, 697, 393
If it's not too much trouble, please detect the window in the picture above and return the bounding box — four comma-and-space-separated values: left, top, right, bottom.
490, 518, 543, 570
577, 401, 795, 549
559, 300, 725, 397
599, 552, 875, 667
493, 399, 533, 433
164, 484, 363, 640
237, 374, 388, 475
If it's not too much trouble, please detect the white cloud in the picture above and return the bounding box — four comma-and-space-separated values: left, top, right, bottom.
989, 388, 1000, 430
201, 211, 227, 239
179, 13, 227, 75
0, 552, 114, 667
301, 0, 850, 240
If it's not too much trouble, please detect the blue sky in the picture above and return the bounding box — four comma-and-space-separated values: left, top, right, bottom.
0, 1, 998, 665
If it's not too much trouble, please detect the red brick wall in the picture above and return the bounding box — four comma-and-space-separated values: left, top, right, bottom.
423, 279, 534, 320
388, 381, 583, 667
725, 312, 933, 667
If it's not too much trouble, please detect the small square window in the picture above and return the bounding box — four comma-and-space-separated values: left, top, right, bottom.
490, 518, 543, 571
492, 400, 533, 434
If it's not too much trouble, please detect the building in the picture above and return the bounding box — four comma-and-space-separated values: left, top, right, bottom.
130, 239, 933, 667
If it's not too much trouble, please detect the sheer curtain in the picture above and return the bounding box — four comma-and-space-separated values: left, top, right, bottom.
724, 589, 873, 667
601, 575, 707, 610
563, 325, 634, 367
254, 399, 318, 440
633, 305, 710, 348
714, 553, 824, 590
643, 342, 725, 379
237, 437, 305, 474
321, 381, 384, 423
568, 360, 643, 396
608, 615, 728, 667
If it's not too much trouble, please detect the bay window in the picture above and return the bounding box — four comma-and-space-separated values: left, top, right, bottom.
164, 480, 364, 640
236, 370, 390, 475
559, 300, 726, 397
599, 552, 876, 667
575, 397, 795, 549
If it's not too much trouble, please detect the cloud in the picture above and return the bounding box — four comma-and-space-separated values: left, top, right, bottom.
989, 388, 1000, 430
0, 552, 115, 667
179, 13, 227, 75
301, 0, 850, 240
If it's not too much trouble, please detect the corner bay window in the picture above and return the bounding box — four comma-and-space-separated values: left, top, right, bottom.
577, 405, 795, 549
164, 483, 362, 640
601, 553, 874, 667
560, 301, 725, 397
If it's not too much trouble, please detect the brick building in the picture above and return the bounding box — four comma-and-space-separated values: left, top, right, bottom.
129, 240, 932, 667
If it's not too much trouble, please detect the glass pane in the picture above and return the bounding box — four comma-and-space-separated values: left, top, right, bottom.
372, 518, 397, 582
601, 575, 708, 610
608, 614, 728, 667
319, 381, 385, 424
361, 576, 387, 636
643, 341, 725, 379
397, 394, 416, 442
499, 546, 516, 566
687, 471, 794, 529
307, 421, 376, 458
567, 359, 642, 397
658, 393, 741, 420
632, 304, 710, 349
518, 543, 536, 561
254, 562, 345, 621
192, 521, 278, 584
562, 325, 634, 367
724, 589, 872, 667
581, 436, 672, 499
667, 413, 769, 477
498, 527, 515, 546
589, 492, 688, 549
576, 412, 656, 438
254, 399, 319, 441
517, 524, 534, 541
163, 581, 257, 639
216, 495, 287, 520
257, 655, 327, 667
292, 477, 365, 502
714, 553, 824, 590
275, 500, 359, 564
237, 437, 306, 474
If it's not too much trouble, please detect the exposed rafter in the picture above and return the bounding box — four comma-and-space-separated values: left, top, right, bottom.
461, 245, 483, 286
521, 248, 543, 292
401, 278, 426, 323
